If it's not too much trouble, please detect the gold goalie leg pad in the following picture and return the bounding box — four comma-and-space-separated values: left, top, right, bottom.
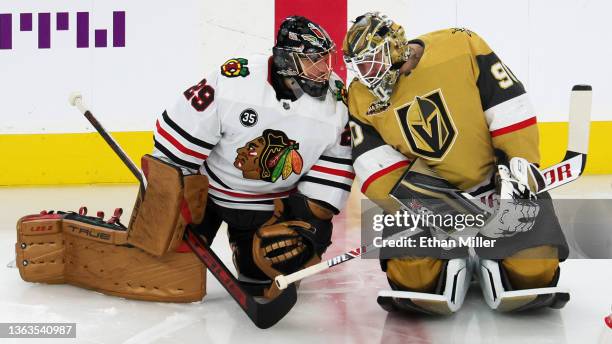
16, 211, 206, 302
128, 155, 208, 256
386, 257, 444, 293
501, 245, 559, 290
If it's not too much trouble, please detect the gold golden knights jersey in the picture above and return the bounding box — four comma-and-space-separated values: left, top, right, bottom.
348, 28, 539, 201
152, 55, 353, 212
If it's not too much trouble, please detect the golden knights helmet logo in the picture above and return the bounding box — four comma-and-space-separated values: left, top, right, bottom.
395, 89, 457, 160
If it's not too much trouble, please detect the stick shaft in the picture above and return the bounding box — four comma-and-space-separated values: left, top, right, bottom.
72, 97, 147, 194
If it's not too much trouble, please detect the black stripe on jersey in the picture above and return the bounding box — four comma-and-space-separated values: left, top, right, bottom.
309, 198, 340, 215
154, 139, 201, 170
476, 52, 526, 111
349, 115, 388, 162
319, 155, 352, 165
300, 176, 352, 192
162, 110, 215, 150
203, 161, 232, 190
469, 176, 496, 196
208, 193, 274, 205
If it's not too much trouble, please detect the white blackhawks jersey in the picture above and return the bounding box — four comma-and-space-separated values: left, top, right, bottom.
152, 55, 354, 211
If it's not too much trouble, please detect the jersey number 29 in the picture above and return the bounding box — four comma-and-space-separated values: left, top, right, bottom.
184, 79, 215, 112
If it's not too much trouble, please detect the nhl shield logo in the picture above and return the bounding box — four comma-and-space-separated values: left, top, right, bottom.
395, 89, 457, 160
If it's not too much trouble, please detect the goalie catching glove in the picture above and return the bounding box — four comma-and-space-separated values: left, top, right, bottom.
480, 155, 545, 238
252, 193, 334, 280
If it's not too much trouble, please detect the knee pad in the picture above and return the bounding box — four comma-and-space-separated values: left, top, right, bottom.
384, 257, 444, 293
16, 210, 206, 302
501, 245, 559, 289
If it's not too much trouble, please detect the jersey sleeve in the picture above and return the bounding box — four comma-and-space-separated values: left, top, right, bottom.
347, 82, 412, 202
152, 73, 221, 173
468, 31, 540, 165
298, 122, 354, 214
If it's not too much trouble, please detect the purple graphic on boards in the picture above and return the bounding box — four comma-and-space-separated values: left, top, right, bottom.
0, 14, 11, 49
38, 13, 50, 48
56, 12, 68, 31
20, 13, 31, 31
0, 11, 125, 49
76, 12, 89, 48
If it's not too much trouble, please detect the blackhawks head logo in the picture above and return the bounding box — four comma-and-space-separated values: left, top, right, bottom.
234, 129, 303, 182
221, 58, 250, 78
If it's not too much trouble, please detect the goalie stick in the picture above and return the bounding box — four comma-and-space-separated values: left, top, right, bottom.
275, 84, 593, 290
69, 93, 297, 329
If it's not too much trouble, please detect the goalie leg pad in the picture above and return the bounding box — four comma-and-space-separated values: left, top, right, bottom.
476, 255, 569, 312
128, 155, 208, 256
501, 245, 559, 289
385, 257, 444, 293
17, 212, 206, 302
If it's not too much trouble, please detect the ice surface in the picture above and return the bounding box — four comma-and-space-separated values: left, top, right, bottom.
1, 178, 611, 343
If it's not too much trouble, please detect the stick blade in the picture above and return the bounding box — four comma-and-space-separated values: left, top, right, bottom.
567, 84, 592, 155
251, 284, 298, 329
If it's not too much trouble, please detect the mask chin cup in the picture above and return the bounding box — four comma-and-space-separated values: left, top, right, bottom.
286, 77, 328, 100
370, 69, 399, 102
285, 78, 305, 99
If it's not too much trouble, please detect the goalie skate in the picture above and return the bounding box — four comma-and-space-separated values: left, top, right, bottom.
377, 258, 472, 315
475, 257, 569, 311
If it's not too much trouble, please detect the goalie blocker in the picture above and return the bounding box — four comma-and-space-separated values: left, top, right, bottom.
16, 155, 210, 302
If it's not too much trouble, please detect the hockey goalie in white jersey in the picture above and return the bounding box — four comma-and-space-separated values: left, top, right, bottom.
151, 16, 353, 291
15, 16, 352, 303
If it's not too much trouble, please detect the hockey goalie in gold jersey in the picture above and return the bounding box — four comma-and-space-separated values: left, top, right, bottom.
344, 12, 569, 314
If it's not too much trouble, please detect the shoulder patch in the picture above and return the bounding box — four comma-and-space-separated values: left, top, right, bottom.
366, 100, 390, 115
334, 79, 348, 105
220, 58, 250, 78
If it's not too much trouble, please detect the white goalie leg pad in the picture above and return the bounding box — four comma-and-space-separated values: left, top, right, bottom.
378, 258, 472, 315
475, 257, 570, 311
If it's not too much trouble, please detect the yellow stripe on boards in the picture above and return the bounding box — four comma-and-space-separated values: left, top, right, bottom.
1, 122, 610, 186
0, 131, 152, 186
539, 121, 612, 174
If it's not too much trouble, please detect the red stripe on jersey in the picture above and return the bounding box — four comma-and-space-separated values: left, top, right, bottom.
361, 160, 410, 194
156, 120, 208, 160
311, 165, 356, 179
490, 116, 537, 137
209, 184, 296, 199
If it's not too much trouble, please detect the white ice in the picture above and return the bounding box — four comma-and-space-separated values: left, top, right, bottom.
1, 176, 612, 343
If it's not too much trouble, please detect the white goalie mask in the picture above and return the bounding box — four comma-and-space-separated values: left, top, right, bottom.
344, 40, 395, 101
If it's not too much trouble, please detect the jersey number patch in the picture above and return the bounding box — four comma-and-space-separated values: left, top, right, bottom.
349, 121, 364, 147
184, 78, 215, 112
490, 61, 519, 89
239, 109, 258, 127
